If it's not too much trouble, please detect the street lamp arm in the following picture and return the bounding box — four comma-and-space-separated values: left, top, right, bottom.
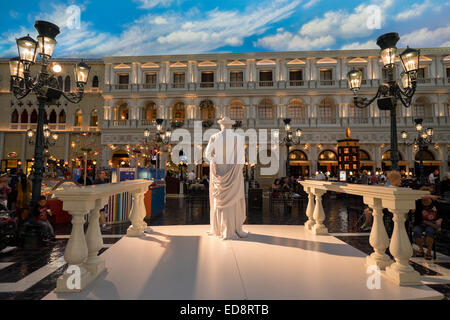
353, 87, 382, 109
395, 82, 417, 109
60, 88, 85, 104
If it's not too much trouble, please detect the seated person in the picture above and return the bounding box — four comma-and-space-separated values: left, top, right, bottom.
411, 187, 443, 260
271, 179, 281, 198
35, 195, 55, 241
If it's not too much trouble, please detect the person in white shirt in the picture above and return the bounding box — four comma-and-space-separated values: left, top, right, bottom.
187, 170, 196, 182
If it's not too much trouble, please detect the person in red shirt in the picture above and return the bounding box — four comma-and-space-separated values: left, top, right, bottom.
35, 195, 55, 241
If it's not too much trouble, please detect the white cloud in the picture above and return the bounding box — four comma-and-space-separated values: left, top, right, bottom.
395, 0, 432, 21
151, 16, 168, 25
256, 0, 393, 51
133, 0, 174, 9
256, 31, 335, 50
0, 0, 302, 57
399, 25, 450, 48
303, 0, 320, 9
340, 40, 378, 50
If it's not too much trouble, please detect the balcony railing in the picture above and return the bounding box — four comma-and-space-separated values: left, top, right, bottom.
199, 82, 214, 88
171, 82, 185, 89
259, 81, 274, 87
141, 83, 157, 89
319, 80, 335, 86
229, 81, 244, 88
289, 80, 305, 87
417, 78, 432, 84
115, 84, 129, 90
113, 120, 128, 126
317, 117, 336, 124
141, 119, 155, 126
348, 117, 369, 124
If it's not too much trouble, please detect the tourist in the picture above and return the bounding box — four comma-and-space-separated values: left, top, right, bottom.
35, 195, 55, 242
7, 169, 19, 211
378, 172, 386, 184
0, 173, 10, 210
281, 177, 292, 192
370, 171, 378, 185
428, 169, 439, 186
411, 186, 443, 260
16, 173, 32, 221
384, 171, 401, 187
361, 170, 369, 185
272, 179, 281, 191
93, 170, 111, 231
316, 171, 326, 181
440, 172, 450, 202
187, 170, 196, 182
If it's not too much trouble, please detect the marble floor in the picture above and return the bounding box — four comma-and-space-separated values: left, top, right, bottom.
0, 195, 449, 300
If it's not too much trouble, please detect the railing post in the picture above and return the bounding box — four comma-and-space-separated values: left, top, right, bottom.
127, 189, 148, 237
55, 208, 90, 292
312, 188, 328, 235
385, 209, 421, 285
364, 197, 393, 269
304, 186, 315, 231
84, 198, 107, 276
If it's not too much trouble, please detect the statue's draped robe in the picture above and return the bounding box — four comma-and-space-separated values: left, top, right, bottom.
205, 129, 248, 240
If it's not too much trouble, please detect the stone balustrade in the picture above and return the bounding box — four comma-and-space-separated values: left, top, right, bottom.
300, 180, 429, 286
51, 179, 152, 292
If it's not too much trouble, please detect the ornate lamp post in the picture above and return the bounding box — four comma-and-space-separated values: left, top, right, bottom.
280, 118, 302, 177
401, 118, 433, 186
10, 20, 90, 220
347, 32, 420, 171
144, 118, 172, 169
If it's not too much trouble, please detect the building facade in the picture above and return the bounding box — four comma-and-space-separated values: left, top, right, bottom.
1, 48, 450, 186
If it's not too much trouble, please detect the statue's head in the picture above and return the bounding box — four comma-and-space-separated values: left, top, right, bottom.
217, 116, 235, 130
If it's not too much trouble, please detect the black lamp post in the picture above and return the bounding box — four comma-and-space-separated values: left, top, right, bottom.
401, 118, 433, 186
10, 20, 90, 222
280, 118, 302, 177
347, 32, 420, 171
143, 118, 172, 169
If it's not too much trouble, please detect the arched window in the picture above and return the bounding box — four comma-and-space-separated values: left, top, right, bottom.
415, 150, 435, 161
118, 103, 128, 120
228, 100, 245, 120
173, 102, 185, 121
287, 98, 306, 120
90, 109, 98, 126
413, 97, 432, 119
318, 98, 336, 124
145, 102, 157, 120
58, 110, 66, 123
64, 76, 71, 92
57, 76, 63, 90
289, 150, 308, 161
318, 150, 337, 161
30, 109, 37, 123
20, 109, 28, 123
92, 75, 99, 88
11, 109, 19, 123
199, 100, 215, 120
49, 110, 57, 123
74, 109, 83, 126
359, 150, 371, 161
258, 98, 274, 119
382, 150, 404, 161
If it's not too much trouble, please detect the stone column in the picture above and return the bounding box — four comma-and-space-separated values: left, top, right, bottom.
304, 186, 315, 230
21, 132, 26, 167
84, 198, 107, 276
0, 132, 4, 162
385, 209, 421, 285
312, 188, 328, 235
64, 133, 70, 163
55, 208, 90, 292
365, 197, 393, 269
127, 188, 148, 236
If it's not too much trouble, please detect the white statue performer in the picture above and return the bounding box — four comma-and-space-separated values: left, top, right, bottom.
205, 116, 248, 240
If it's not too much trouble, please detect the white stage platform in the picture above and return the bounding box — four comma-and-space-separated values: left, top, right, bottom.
44, 225, 442, 300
